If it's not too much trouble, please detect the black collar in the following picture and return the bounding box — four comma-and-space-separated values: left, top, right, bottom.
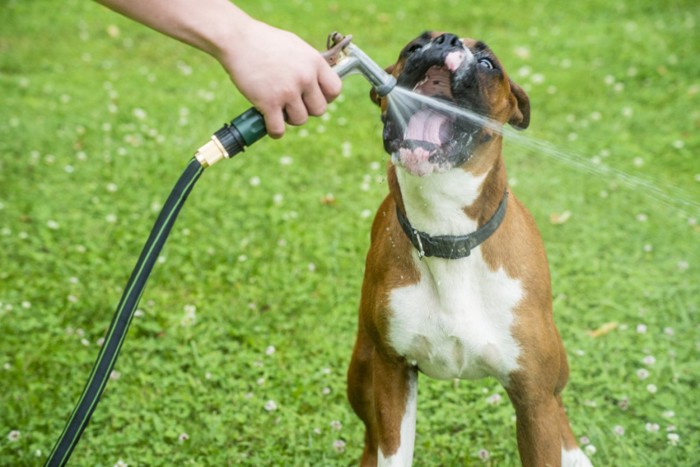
396, 190, 508, 259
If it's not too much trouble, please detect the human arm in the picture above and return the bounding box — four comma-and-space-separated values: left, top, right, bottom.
95, 0, 342, 138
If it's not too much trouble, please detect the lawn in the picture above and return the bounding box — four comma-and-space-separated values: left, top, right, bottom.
1, 0, 698, 465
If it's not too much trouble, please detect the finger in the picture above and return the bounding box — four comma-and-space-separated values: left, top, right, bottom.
302, 85, 328, 117
318, 65, 343, 103
262, 109, 286, 139
284, 98, 309, 126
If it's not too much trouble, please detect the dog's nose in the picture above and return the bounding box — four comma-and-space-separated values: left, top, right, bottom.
434, 33, 463, 49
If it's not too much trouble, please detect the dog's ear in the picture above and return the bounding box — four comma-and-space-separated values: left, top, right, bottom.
508, 79, 530, 130
370, 65, 396, 106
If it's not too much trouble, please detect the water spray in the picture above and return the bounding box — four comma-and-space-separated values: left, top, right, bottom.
44, 32, 394, 467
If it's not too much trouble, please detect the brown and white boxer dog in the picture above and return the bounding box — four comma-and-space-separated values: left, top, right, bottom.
347, 32, 593, 466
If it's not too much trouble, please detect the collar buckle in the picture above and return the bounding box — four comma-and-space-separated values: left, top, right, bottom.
413, 229, 425, 260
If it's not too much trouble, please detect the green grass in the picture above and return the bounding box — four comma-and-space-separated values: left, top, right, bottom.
1, 0, 698, 465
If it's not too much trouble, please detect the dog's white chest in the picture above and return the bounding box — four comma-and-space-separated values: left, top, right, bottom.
388, 251, 523, 383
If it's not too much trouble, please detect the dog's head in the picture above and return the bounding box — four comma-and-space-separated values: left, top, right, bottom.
373, 32, 530, 176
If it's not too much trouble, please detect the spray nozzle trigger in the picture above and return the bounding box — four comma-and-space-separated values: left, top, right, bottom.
324, 32, 397, 97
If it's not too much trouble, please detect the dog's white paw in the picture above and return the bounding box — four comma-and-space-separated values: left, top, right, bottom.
562, 447, 593, 467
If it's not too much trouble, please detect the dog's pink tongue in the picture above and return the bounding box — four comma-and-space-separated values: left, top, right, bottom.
405, 109, 451, 145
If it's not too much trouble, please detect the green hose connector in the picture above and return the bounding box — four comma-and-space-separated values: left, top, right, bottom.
195, 107, 267, 168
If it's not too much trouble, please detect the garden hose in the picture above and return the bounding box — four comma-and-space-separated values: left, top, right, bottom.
44, 32, 396, 466
44, 101, 293, 467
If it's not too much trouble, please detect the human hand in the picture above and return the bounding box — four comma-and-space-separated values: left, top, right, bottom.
217, 19, 342, 138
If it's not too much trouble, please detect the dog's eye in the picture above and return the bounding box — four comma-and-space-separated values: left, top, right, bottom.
478, 58, 495, 69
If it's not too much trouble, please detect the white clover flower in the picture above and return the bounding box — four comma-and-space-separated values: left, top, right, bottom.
332, 439, 346, 453
636, 368, 650, 380
133, 108, 147, 119
264, 400, 278, 412
517, 66, 532, 78
7, 430, 20, 442
531, 73, 545, 84
478, 449, 490, 461
181, 304, 196, 327
613, 425, 625, 436
642, 355, 656, 365
341, 141, 352, 158
178, 433, 189, 443
514, 46, 530, 59
486, 393, 503, 405
668, 433, 680, 446
645, 422, 660, 433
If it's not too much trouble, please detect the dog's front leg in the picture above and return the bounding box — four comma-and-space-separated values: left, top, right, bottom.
509, 391, 564, 467
373, 354, 418, 467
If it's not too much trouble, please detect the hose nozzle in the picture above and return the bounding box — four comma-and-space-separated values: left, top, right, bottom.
324, 32, 397, 97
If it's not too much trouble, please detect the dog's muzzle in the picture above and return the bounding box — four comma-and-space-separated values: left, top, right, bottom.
385, 34, 484, 176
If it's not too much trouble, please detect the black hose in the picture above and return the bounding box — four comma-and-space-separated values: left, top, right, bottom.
45, 157, 205, 466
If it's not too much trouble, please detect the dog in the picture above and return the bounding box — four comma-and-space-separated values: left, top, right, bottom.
346, 32, 593, 466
